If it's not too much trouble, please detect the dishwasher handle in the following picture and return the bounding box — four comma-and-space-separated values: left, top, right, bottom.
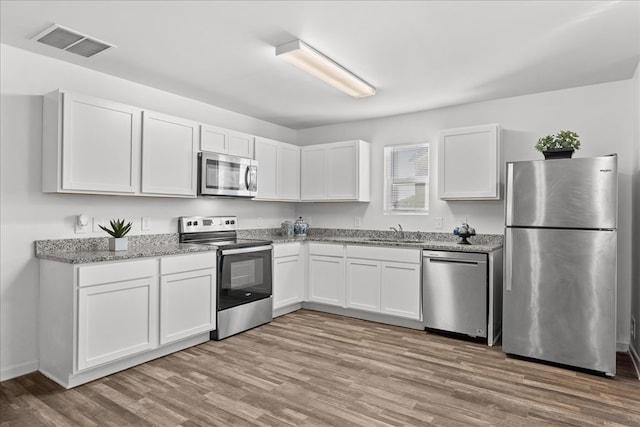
427, 258, 484, 266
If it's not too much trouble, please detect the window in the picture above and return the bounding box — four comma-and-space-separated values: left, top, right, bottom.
384, 143, 429, 215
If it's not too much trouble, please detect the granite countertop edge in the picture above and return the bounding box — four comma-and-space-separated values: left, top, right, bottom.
268, 236, 502, 252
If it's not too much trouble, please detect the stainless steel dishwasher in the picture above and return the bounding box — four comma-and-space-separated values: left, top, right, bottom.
422, 250, 487, 338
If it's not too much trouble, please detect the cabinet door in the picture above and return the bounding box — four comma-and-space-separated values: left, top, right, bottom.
380, 262, 421, 320
301, 146, 327, 200
346, 259, 381, 312
327, 141, 358, 199
141, 111, 197, 196
160, 268, 216, 345
254, 137, 279, 199
438, 124, 501, 200
308, 255, 344, 306
61, 92, 140, 193
273, 255, 302, 310
77, 277, 158, 370
228, 131, 254, 158
200, 124, 228, 153
278, 143, 300, 201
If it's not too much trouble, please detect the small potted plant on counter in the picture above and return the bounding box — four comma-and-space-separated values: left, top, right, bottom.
99, 218, 132, 251
534, 130, 581, 159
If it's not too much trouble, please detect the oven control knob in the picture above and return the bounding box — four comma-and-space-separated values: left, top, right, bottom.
230, 220, 235, 224
193, 221, 198, 226
187, 221, 192, 226
225, 220, 230, 224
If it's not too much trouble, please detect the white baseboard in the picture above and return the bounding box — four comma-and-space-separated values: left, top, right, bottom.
630, 345, 640, 380
0, 360, 38, 382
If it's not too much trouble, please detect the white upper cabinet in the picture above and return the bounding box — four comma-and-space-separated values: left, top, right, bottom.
301, 140, 370, 202
438, 124, 501, 200
43, 90, 141, 194
141, 111, 198, 197
200, 124, 254, 158
254, 137, 300, 201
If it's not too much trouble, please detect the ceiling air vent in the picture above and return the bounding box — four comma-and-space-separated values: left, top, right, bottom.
32, 24, 115, 58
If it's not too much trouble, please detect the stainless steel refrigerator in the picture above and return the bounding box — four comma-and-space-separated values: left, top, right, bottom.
503, 154, 617, 376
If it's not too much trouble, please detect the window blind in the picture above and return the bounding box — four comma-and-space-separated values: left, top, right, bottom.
384, 143, 429, 214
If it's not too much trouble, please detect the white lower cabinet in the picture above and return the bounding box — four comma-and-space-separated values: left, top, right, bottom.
346, 259, 381, 312
273, 243, 303, 311
307, 243, 345, 307
345, 245, 421, 320
380, 262, 421, 319
159, 253, 216, 345
77, 259, 158, 370
39, 252, 215, 389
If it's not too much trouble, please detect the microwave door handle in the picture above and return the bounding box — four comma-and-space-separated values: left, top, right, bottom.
244, 165, 251, 190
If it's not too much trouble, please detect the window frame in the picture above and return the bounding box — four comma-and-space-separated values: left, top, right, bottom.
383, 142, 430, 216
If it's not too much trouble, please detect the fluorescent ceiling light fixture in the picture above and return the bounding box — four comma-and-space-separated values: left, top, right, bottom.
276, 40, 376, 98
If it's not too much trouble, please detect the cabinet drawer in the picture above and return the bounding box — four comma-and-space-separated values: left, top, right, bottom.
160, 252, 216, 275
273, 242, 301, 258
308, 243, 344, 257
78, 259, 157, 287
346, 245, 420, 264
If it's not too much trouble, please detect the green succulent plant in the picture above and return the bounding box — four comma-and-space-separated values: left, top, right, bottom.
534, 130, 581, 152
99, 219, 132, 238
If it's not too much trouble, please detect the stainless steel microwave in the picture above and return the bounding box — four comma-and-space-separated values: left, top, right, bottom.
198, 152, 258, 198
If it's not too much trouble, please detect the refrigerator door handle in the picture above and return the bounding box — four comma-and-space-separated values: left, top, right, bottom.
505, 163, 514, 225
505, 228, 512, 291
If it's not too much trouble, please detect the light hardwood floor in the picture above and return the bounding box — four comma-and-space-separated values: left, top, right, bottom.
1, 309, 639, 426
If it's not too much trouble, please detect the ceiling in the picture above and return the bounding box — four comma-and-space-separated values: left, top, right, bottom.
1, 1, 639, 130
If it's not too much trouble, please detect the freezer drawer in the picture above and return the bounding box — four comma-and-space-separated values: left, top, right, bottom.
422, 251, 487, 337
503, 228, 617, 375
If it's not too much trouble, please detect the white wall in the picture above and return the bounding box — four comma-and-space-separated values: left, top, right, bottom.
297, 80, 636, 349
632, 62, 640, 356
0, 45, 297, 380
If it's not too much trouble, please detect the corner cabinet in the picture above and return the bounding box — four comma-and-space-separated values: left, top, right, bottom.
142, 111, 198, 197
438, 124, 501, 200
301, 140, 370, 202
42, 90, 141, 194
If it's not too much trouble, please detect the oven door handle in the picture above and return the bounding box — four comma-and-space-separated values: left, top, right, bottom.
220, 245, 272, 255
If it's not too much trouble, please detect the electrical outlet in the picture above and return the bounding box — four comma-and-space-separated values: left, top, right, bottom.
354, 216, 361, 227
435, 217, 443, 229
632, 317, 636, 340
141, 217, 151, 231
75, 214, 89, 234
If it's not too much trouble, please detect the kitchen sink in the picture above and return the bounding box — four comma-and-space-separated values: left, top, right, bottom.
367, 238, 423, 244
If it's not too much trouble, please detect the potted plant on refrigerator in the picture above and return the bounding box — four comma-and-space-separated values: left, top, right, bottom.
534, 130, 581, 159
99, 218, 132, 251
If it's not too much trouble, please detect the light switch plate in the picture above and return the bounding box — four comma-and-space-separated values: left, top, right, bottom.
141, 217, 151, 231
435, 217, 443, 229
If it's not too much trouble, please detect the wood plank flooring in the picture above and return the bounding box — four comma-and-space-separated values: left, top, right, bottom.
2, 309, 639, 426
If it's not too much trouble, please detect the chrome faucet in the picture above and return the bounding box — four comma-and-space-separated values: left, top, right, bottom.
390, 224, 405, 239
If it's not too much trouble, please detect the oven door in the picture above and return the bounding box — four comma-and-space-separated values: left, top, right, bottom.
199, 152, 257, 198
218, 245, 272, 310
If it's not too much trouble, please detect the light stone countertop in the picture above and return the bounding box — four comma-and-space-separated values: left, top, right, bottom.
35, 228, 503, 264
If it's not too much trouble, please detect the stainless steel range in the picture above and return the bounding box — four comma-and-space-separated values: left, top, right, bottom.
179, 216, 273, 340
